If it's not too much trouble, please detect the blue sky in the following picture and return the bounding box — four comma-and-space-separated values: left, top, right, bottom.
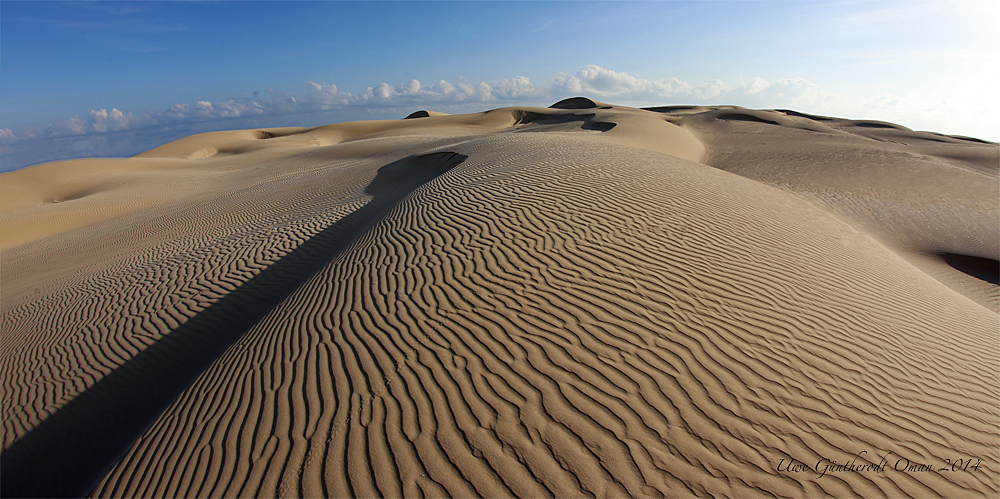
2, 1, 997, 171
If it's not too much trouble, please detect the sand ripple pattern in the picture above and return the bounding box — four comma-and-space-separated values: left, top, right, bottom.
0, 147, 403, 449
94, 134, 998, 498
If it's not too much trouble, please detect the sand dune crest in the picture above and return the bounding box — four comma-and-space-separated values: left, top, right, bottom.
549, 96, 612, 109
404, 110, 451, 119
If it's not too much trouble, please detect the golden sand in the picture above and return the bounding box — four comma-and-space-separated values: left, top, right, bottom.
2, 98, 997, 497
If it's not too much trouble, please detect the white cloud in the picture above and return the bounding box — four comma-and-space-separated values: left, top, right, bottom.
555, 68, 726, 102
693, 79, 729, 101
2, 64, 994, 170
552, 65, 696, 99
88, 108, 131, 132
0, 74, 540, 147
305, 81, 352, 107
298, 76, 537, 110
1, 89, 301, 145
0, 74, 546, 169
484, 76, 539, 100
549, 66, 833, 108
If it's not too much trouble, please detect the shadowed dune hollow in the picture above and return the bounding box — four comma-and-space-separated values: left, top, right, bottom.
1, 98, 998, 498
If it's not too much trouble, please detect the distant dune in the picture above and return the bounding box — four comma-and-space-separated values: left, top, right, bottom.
1, 99, 997, 498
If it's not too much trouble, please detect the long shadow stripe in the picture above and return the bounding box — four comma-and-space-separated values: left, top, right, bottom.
0, 152, 466, 499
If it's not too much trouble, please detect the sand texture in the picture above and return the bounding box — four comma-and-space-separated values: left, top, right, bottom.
1, 99, 998, 498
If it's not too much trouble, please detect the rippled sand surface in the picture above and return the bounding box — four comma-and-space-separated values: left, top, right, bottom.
2, 98, 997, 497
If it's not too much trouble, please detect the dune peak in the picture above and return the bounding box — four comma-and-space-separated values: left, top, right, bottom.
549, 96, 613, 109
403, 110, 451, 119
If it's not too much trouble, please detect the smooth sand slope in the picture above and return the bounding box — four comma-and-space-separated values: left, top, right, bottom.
1, 98, 997, 498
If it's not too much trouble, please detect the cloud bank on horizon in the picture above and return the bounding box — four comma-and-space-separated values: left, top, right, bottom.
4, 0, 996, 171
3, 64, 992, 171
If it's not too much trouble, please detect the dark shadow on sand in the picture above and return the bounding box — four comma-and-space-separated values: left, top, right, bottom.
513, 111, 616, 132
0, 152, 467, 498
943, 253, 1000, 286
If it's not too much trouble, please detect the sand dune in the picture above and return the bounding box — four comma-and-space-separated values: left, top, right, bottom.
1, 99, 997, 498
